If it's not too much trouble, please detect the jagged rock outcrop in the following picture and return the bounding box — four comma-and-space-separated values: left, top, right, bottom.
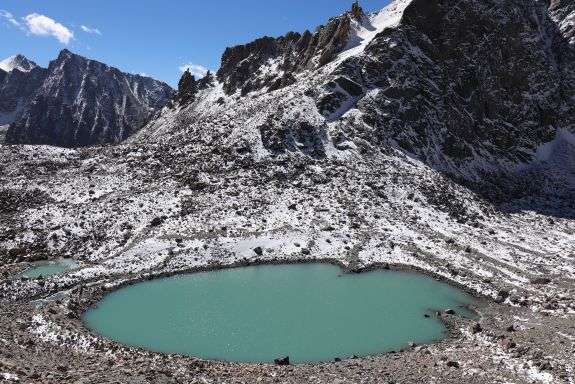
216, 3, 370, 95
176, 70, 215, 105
3, 50, 174, 147
177, 70, 197, 104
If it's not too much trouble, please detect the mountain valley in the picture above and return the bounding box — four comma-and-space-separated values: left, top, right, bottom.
0, 0, 574, 383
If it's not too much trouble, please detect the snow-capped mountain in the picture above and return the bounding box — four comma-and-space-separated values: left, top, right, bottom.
2, 50, 174, 147
0, 57, 46, 126
0, 54, 38, 73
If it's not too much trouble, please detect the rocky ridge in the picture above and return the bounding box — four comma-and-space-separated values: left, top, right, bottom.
215, 1, 377, 96
1, 50, 174, 147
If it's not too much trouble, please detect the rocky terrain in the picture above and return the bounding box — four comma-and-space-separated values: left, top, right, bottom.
0, 0, 574, 383
0, 50, 174, 147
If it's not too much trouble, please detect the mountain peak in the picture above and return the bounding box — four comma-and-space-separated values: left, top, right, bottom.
57, 49, 75, 60
0, 54, 38, 73
5, 49, 174, 147
350, 1, 365, 21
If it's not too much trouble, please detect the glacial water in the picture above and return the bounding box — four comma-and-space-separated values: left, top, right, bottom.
84, 264, 474, 363
22, 259, 76, 279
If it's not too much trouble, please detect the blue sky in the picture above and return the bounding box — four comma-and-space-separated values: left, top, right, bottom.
0, 0, 391, 87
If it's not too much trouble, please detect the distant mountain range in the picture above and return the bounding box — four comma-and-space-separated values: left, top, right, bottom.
0, 50, 173, 147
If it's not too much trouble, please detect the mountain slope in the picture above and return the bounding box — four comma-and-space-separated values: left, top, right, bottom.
550, 0, 575, 44
136, 0, 574, 198
334, 0, 575, 178
3, 50, 174, 147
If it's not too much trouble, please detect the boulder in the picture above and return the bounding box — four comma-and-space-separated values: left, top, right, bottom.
471, 323, 483, 334
530, 277, 551, 285
274, 356, 290, 366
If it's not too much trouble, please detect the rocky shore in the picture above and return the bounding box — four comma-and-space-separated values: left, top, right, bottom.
0, 272, 573, 383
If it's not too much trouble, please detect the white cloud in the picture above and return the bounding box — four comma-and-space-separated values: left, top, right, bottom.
80, 25, 101, 35
0, 10, 21, 27
23, 13, 73, 44
179, 63, 209, 78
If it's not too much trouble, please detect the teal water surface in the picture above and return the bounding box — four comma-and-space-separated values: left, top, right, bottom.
84, 264, 474, 363
22, 259, 76, 278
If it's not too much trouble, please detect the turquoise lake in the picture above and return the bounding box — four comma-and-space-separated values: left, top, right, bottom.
22, 259, 76, 279
84, 264, 474, 363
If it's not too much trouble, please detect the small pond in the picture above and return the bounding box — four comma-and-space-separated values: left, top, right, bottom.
84, 264, 474, 363
22, 259, 76, 279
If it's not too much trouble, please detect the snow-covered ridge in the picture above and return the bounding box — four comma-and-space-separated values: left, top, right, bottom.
339, 0, 413, 62
0, 54, 38, 73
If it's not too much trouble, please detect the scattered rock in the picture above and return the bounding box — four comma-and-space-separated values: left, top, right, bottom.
503, 340, 517, 350
530, 277, 551, 285
471, 323, 483, 334
274, 356, 290, 366
446, 361, 460, 368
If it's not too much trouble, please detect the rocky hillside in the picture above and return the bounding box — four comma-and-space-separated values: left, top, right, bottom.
138, 0, 575, 197
2, 50, 174, 147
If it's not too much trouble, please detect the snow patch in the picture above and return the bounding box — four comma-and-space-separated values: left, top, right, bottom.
337, 0, 413, 63
0, 55, 37, 73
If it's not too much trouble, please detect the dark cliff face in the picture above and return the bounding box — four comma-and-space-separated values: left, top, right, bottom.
0, 66, 47, 125
4, 50, 174, 147
314, 0, 575, 176
216, 3, 368, 96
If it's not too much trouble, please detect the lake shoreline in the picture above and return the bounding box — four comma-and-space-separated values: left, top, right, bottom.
1, 277, 569, 384
0, 241, 572, 383
83, 262, 478, 364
